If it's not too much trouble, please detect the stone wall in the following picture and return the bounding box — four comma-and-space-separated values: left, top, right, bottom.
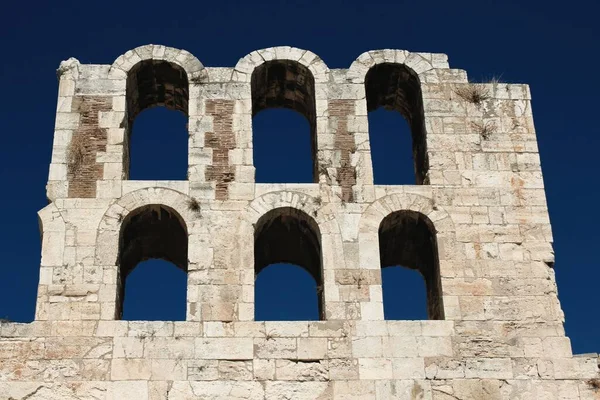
1, 44, 597, 399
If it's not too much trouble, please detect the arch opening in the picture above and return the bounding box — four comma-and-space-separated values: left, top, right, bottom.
251, 61, 317, 183
117, 205, 188, 320
254, 207, 323, 320
365, 63, 428, 184
379, 210, 443, 320
120, 259, 187, 321
125, 60, 189, 180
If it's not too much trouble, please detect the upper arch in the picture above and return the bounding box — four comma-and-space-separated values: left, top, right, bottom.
347, 49, 434, 83
234, 46, 330, 83
108, 44, 206, 81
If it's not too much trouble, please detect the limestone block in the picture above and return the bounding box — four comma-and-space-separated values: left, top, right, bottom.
143, 337, 194, 359
352, 336, 383, 358
173, 322, 203, 337
417, 337, 453, 357
254, 338, 297, 359
0, 382, 110, 400
218, 360, 253, 380
196, 338, 253, 359
108, 381, 148, 400
111, 358, 152, 380
392, 358, 425, 379
465, 358, 513, 379
95, 321, 127, 337
264, 381, 331, 400
55, 112, 80, 129
552, 357, 599, 379
188, 359, 219, 380
170, 381, 264, 399
383, 336, 419, 358
297, 338, 328, 359
425, 358, 466, 379
76, 79, 124, 95
265, 322, 309, 338
105, 332, 136, 355
275, 359, 328, 381
41, 231, 65, 266
128, 321, 173, 337
327, 337, 352, 359
358, 358, 393, 380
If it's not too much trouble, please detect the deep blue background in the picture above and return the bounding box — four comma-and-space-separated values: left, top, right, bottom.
0, 0, 597, 354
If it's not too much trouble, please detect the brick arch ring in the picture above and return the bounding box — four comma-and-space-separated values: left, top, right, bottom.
94, 187, 198, 266
233, 46, 330, 84
108, 44, 207, 82
347, 49, 437, 84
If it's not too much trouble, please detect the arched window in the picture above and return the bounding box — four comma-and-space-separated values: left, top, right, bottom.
251, 61, 317, 183
118, 205, 187, 320
379, 211, 443, 319
254, 207, 323, 320
365, 63, 428, 184
125, 60, 189, 180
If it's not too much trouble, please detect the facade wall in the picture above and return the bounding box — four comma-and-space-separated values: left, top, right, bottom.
0, 45, 597, 399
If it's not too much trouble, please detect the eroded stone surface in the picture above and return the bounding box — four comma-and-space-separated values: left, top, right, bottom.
4, 45, 598, 399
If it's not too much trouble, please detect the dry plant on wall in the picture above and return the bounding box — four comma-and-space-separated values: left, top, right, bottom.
318, 164, 332, 184
489, 75, 503, 86
588, 378, 600, 392
67, 134, 86, 175
186, 197, 202, 215
351, 271, 367, 289
471, 121, 497, 140
454, 84, 490, 105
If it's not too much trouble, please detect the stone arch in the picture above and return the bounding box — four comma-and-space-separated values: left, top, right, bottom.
243, 191, 344, 319
254, 207, 324, 319
359, 193, 454, 240
95, 187, 197, 267
238, 48, 329, 183
350, 50, 432, 185
108, 44, 206, 82
244, 191, 341, 237
347, 49, 434, 83
359, 193, 454, 320
233, 46, 329, 83
109, 45, 201, 180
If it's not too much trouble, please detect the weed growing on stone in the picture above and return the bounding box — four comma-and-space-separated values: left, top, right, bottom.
454, 84, 490, 105
471, 121, 497, 140
588, 378, 600, 391
187, 197, 201, 213
471, 121, 496, 140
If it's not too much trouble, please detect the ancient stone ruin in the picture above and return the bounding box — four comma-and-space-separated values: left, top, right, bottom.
0, 45, 598, 399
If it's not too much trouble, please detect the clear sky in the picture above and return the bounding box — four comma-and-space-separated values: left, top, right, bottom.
0, 0, 598, 354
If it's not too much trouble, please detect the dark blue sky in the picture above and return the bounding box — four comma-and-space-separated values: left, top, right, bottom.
0, 0, 598, 354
